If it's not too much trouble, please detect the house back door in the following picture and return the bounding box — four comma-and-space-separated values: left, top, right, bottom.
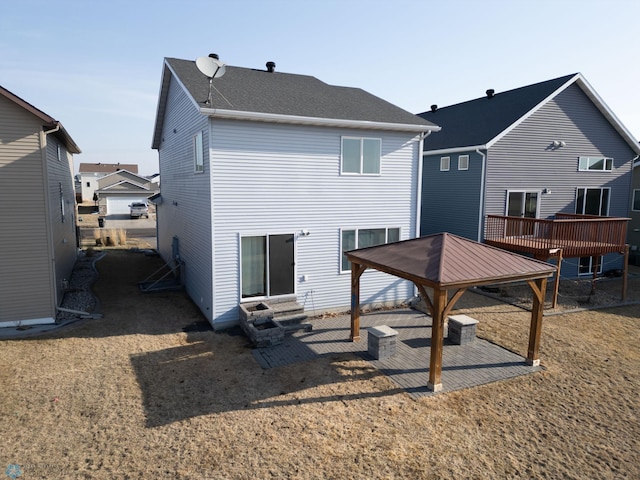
268, 234, 295, 296
507, 191, 539, 235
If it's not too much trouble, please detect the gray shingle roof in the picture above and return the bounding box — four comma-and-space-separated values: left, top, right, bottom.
417, 74, 578, 151
162, 57, 437, 128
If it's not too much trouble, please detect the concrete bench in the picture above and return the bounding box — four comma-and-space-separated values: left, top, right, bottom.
367, 325, 398, 359
448, 314, 479, 345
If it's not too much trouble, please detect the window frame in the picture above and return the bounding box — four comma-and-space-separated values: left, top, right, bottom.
458, 155, 469, 171
193, 130, 204, 173
632, 189, 640, 212
578, 156, 613, 172
575, 187, 610, 216
340, 137, 382, 175
578, 256, 604, 276
440, 156, 450, 172
340, 227, 401, 272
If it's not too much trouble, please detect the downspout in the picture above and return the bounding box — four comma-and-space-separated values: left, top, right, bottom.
475, 148, 487, 242
415, 130, 432, 238
41, 123, 61, 319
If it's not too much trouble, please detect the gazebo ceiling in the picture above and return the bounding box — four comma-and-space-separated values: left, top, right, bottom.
345, 232, 557, 288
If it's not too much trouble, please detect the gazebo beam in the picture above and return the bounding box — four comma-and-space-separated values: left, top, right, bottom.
349, 262, 367, 342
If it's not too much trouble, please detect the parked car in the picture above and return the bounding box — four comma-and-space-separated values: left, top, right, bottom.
129, 202, 149, 219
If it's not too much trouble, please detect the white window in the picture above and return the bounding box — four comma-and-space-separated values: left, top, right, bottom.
341, 137, 381, 175
578, 156, 613, 172
440, 156, 450, 171
194, 131, 204, 173
575, 187, 610, 216
579, 256, 603, 276
56, 144, 61, 161
59, 183, 65, 222
458, 155, 469, 171
632, 190, 640, 211
341, 227, 400, 271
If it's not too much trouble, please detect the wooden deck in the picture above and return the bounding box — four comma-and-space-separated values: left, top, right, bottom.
484, 213, 630, 306
484, 213, 629, 259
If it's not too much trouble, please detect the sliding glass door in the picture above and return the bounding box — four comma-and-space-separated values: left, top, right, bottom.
241, 234, 295, 299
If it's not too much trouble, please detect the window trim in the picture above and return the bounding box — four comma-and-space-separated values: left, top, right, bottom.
440, 156, 450, 172
340, 136, 382, 175
193, 130, 204, 173
340, 227, 401, 273
458, 154, 469, 171
578, 156, 613, 172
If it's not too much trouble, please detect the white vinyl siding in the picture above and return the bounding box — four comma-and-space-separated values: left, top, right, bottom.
209, 120, 419, 327
155, 79, 213, 321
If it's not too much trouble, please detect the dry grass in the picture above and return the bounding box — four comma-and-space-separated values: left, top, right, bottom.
0, 250, 638, 479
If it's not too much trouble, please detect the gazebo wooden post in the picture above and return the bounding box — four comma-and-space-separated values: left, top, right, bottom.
526, 277, 548, 366
349, 262, 366, 342
622, 244, 629, 300
427, 287, 448, 392
551, 249, 563, 309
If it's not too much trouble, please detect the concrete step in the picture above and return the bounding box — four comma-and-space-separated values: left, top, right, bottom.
275, 312, 312, 335
270, 301, 305, 317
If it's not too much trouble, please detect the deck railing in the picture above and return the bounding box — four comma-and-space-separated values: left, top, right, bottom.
484, 214, 629, 258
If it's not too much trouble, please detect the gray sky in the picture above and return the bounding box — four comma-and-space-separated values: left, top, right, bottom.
2, 0, 638, 175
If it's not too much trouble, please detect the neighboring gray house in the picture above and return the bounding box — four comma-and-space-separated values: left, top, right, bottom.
78, 162, 139, 202
630, 159, 640, 265
151, 56, 439, 329
95, 169, 158, 215
418, 73, 640, 277
0, 85, 81, 327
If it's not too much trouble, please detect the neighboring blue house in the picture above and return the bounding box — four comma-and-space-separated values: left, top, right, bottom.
418, 73, 640, 277
151, 56, 439, 329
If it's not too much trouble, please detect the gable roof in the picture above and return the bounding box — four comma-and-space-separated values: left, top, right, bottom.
0, 85, 81, 154
79, 163, 139, 174
96, 169, 149, 185
418, 73, 640, 155
152, 57, 439, 149
97, 180, 153, 193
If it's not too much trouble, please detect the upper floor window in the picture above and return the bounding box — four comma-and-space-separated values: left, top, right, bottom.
440, 156, 450, 171
194, 131, 204, 173
341, 227, 400, 271
578, 156, 613, 172
458, 155, 469, 170
576, 187, 610, 216
341, 137, 381, 175
632, 189, 640, 212
56, 144, 61, 161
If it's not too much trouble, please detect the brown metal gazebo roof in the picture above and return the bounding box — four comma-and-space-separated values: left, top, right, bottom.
346, 232, 556, 288
345, 233, 556, 392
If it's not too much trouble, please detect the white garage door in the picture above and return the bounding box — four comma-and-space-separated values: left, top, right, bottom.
106, 196, 148, 215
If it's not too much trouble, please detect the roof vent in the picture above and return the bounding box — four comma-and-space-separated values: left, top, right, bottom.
430, 104, 438, 112
486, 89, 495, 98
209, 53, 219, 60
266, 61, 276, 73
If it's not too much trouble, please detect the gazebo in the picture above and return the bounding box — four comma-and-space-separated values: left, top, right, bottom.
345, 233, 557, 392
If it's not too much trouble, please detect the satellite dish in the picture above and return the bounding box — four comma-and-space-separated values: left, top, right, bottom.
196, 56, 226, 79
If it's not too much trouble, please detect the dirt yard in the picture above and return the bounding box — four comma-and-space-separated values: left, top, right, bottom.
1, 249, 638, 479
